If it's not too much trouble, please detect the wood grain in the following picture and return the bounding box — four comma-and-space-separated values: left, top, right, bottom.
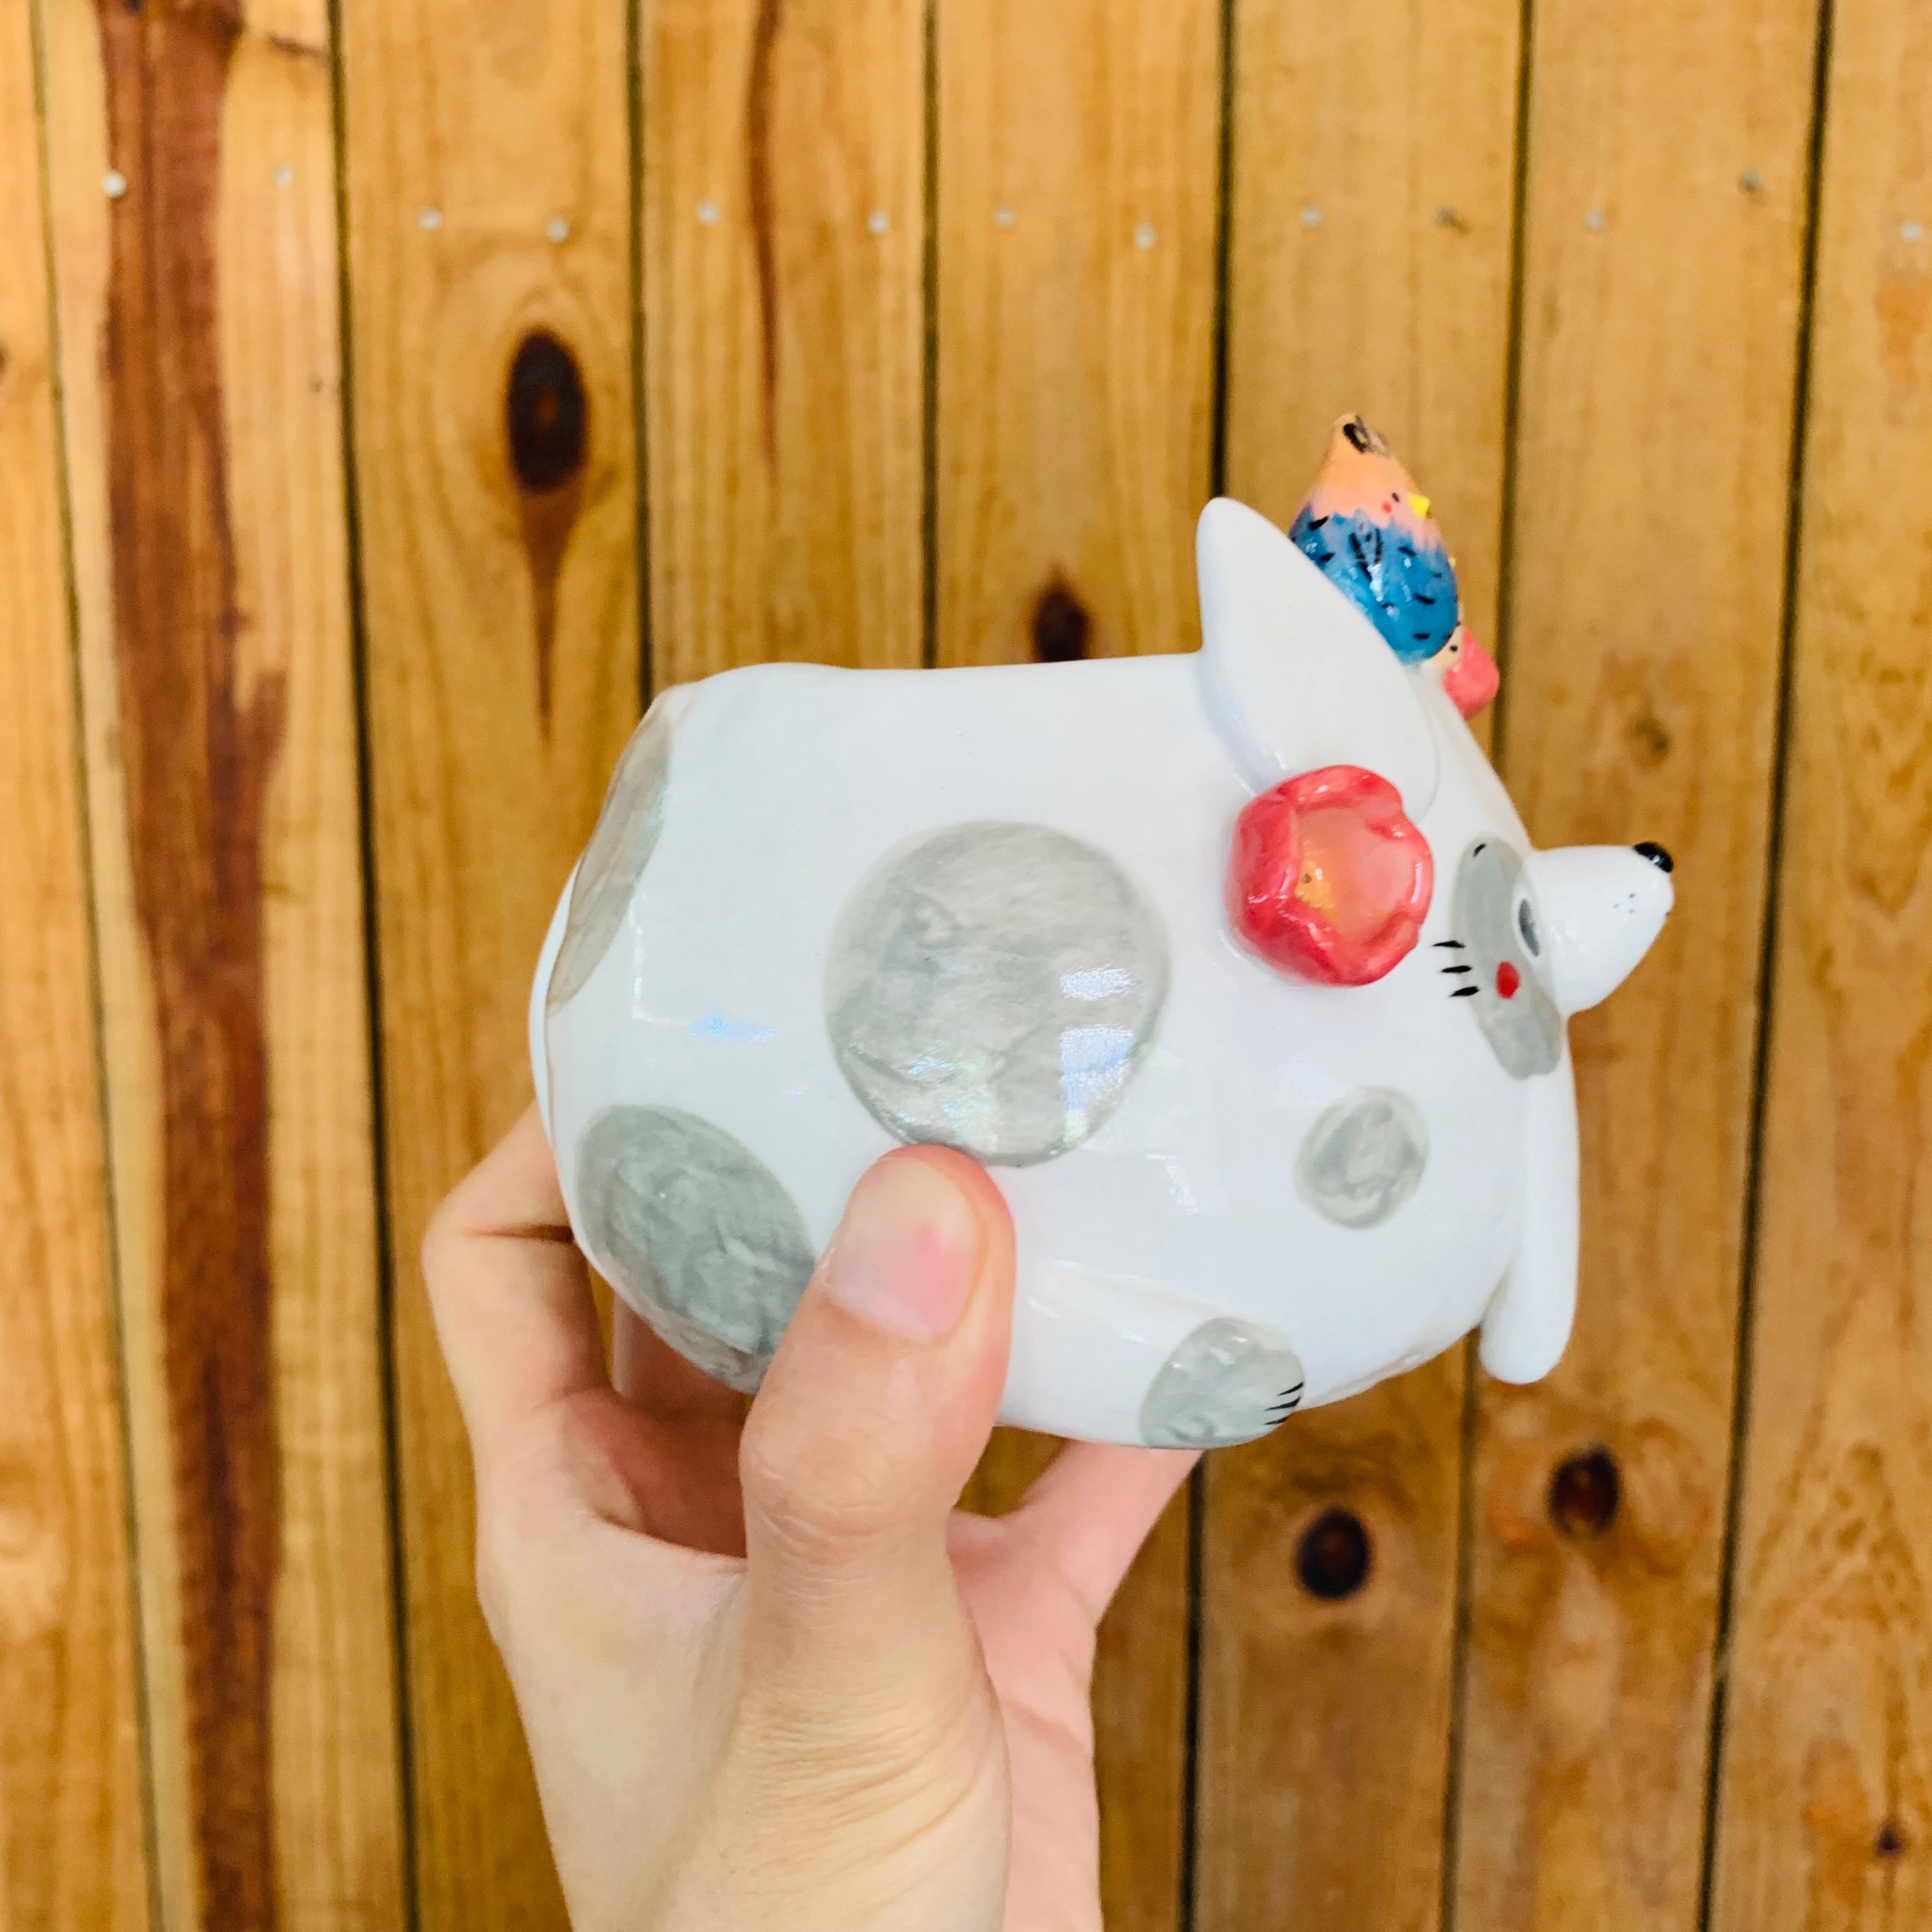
1197, 3, 1522, 1926
0, 8, 150, 1928
1450, 0, 1821, 1926
36, 0, 407, 1926
339, 0, 641, 1924
1709, 2, 1932, 1921
934, 8, 1218, 1922
935, 0, 1220, 669
1201, 1390, 1472, 1932
641, 0, 925, 680
1220, 0, 1522, 653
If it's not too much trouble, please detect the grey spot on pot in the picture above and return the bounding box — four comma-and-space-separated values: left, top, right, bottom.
548, 701, 675, 1013
1451, 839, 1562, 1080
574, 1104, 815, 1394
1139, 1317, 1306, 1448
1296, 1088, 1429, 1229
824, 822, 1169, 1165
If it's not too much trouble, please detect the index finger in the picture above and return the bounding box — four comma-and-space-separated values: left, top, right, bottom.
1005, 1440, 1199, 1620
422, 1105, 608, 1468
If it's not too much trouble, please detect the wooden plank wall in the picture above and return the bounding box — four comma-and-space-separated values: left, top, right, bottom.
340, 0, 642, 1923
8, 0, 1931, 1928
36, 4, 404, 1929
1452, 3, 1819, 1928
1712, 1, 1932, 1920
642, 0, 925, 682
0, 9, 149, 1928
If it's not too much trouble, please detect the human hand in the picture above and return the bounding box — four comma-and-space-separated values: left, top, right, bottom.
424, 1107, 1195, 1932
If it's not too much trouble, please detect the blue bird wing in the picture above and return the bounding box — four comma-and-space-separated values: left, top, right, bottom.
1290, 506, 1458, 665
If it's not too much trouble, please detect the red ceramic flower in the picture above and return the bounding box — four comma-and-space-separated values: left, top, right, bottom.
1227, 765, 1434, 986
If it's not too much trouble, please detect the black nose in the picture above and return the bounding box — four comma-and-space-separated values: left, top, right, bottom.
1634, 841, 1674, 874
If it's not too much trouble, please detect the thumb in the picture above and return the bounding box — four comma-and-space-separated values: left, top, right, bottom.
738, 1145, 1014, 1672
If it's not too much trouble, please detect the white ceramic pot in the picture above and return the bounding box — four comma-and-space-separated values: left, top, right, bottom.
533, 424, 1673, 1448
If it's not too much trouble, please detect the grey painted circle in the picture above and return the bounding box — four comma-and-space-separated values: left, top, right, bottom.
548, 702, 674, 1013
1139, 1317, 1306, 1448
1296, 1088, 1429, 1229
1450, 839, 1561, 1080
574, 1104, 815, 1395
824, 822, 1170, 1166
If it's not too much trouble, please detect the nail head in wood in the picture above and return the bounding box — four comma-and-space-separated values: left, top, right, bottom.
1133, 222, 1158, 250
418, 206, 443, 231
103, 169, 128, 199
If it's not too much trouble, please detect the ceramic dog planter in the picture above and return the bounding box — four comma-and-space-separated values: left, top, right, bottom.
532, 418, 1674, 1448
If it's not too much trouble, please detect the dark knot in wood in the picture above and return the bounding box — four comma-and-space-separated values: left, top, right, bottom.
505, 330, 590, 726
1629, 710, 1673, 764
1548, 1445, 1621, 1538
506, 330, 588, 495
1296, 1506, 1372, 1600
1031, 576, 1092, 662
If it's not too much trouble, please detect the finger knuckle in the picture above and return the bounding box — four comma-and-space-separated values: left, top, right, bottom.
418, 1191, 465, 1284
470, 1436, 565, 1648
472, 1508, 518, 1652
740, 1402, 907, 1554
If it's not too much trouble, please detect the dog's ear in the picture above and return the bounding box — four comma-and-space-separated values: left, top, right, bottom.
1194, 497, 1439, 816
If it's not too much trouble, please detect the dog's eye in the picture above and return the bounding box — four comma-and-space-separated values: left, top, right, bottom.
1516, 896, 1541, 956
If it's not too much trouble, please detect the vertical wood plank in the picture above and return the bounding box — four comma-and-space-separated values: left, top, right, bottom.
1451, 1, 1821, 1926
37, 0, 408, 1926
641, 0, 926, 681
1711, 4, 1932, 1922
935, 0, 1220, 670
935, 6, 1219, 1923
0, 10, 151, 1928
340, 0, 641, 1924
1219, 0, 1522, 659
1197, 3, 1522, 1926
1087, 1475, 1192, 1932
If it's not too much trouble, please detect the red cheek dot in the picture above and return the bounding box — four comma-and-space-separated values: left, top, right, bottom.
1496, 961, 1521, 999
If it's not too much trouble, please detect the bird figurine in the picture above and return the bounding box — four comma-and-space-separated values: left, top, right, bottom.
1289, 415, 1498, 720
1427, 618, 1499, 721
